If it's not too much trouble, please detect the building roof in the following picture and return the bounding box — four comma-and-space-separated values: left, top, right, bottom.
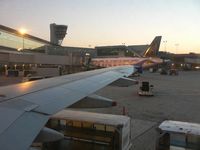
52, 109, 130, 126
159, 120, 200, 136
128, 45, 149, 55
173, 53, 200, 58
0, 24, 51, 45
95, 45, 127, 49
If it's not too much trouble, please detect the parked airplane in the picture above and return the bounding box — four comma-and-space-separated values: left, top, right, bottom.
0, 65, 134, 150
91, 36, 163, 68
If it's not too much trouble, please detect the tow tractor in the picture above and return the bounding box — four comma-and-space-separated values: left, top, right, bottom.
138, 81, 154, 96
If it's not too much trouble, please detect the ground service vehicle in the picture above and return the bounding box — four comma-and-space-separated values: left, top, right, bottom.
169, 69, 178, 75
138, 81, 154, 96
46, 110, 132, 150
156, 120, 200, 150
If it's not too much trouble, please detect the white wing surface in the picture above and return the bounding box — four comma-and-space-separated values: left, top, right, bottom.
0, 65, 134, 150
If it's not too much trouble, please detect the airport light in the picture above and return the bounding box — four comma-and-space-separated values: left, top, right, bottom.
17, 48, 22, 51
195, 66, 200, 69
22, 64, 25, 70
85, 53, 90, 56
14, 64, 17, 70
19, 28, 27, 35
19, 28, 27, 50
4, 65, 7, 72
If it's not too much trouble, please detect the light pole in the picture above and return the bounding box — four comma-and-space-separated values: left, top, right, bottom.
14, 64, 17, 70
4, 65, 7, 72
22, 64, 25, 70
163, 40, 167, 52
22, 35, 24, 50
19, 28, 27, 50
175, 43, 179, 54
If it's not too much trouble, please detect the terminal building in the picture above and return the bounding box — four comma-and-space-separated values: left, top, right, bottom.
171, 53, 200, 69
4, 24, 192, 76
0, 24, 95, 76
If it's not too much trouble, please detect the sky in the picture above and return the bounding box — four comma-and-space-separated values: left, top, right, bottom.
0, 0, 200, 53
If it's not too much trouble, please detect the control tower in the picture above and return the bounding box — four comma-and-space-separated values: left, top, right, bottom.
50, 23, 68, 45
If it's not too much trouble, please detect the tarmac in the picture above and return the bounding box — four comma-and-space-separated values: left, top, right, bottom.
1, 71, 200, 150
0, 76, 23, 86
84, 70, 200, 150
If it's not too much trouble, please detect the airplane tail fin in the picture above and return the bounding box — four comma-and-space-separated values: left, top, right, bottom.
143, 36, 162, 57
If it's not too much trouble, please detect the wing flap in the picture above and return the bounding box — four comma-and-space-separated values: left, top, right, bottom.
0, 107, 23, 135
0, 99, 40, 135
0, 111, 48, 150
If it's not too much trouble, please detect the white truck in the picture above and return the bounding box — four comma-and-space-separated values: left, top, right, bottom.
46, 110, 132, 150
156, 120, 200, 150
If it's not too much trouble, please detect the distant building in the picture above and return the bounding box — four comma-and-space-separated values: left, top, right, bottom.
0, 24, 95, 76
172, 53, 200, 65
95, 37, 161, 58
95, 45, 128, 57
127, 45, 149, 56
158, 51, 200, 69
95, 45, 146, 58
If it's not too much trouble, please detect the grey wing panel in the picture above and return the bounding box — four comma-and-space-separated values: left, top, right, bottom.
0, 99, 39, 135
0, 107, 24, 135
0, 111, 48, 150
0, 66, 134, 150
22, 87, 86, 115
21, 71, 122, 115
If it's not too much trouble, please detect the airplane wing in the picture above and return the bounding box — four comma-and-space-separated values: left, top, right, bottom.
0, 65, 134, 150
